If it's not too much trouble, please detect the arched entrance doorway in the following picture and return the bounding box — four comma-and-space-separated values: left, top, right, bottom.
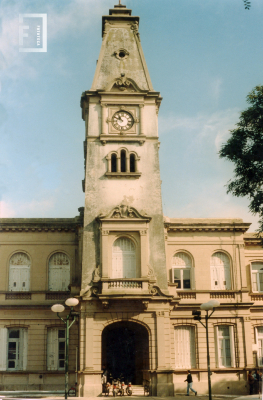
102, 321, 149, 385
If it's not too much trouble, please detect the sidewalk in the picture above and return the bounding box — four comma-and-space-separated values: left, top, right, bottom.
0, 395, 258, 400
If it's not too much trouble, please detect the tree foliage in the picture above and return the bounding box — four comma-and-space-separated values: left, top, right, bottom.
219, 85, 263, 233
243, 0, 251, 9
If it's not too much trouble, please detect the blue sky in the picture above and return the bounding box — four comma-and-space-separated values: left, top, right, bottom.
0, 0, 263, 231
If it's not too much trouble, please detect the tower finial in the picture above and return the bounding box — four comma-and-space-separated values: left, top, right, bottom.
119, 0, 121, 4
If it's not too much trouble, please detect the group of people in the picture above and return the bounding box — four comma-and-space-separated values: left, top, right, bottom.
185, 369, 263, 397
248, 369, 263, 395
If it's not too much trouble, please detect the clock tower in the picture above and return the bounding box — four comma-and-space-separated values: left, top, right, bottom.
79, 3, 174, 397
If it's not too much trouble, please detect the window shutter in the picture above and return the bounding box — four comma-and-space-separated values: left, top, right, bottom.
20, 267, 30, 291
47, 329, 58, 370
123, 253, 136, 278
49, 253, 70, 291
0, 328, 7, 371
174, 326, 195, 368
229, 326, 235, 367
9, 267, 20, 291
21, 328, 28, 370
61, 265, 70, 291
210, 266, 218, 290
190, 327, 196, 368
224, 265, 231, 290
215, 326, 219, 368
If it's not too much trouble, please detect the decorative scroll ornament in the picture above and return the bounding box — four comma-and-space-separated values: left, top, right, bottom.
81, 285, 100, 298
93, 266, 101, 282
105, 73, 145, 93
97, 204, 151, 221
130, 21, 140, 41
148, 283, 173, 298
10, 252, 30, 266
147, 265, 156, 281
148, 284, 158, 295
103, 20, 112, 37
50, 252, 69, 266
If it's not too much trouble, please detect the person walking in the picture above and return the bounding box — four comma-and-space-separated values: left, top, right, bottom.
184, 370, 197, 396
248, 370, 254, 395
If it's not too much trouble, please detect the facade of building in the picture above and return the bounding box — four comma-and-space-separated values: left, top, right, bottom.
0, 3, 263, 397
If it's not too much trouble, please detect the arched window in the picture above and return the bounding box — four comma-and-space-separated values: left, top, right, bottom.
210, 252, 231, 290
112, 237, 136, 278
251, 262, 263, 292
9, 252, 31, 291
48, 253, 70, 291
111, 154, 117, 173
121, 150, 126, 172
106, 149, 140, 176
130, 154, 135, 173
172, 252, 192, 289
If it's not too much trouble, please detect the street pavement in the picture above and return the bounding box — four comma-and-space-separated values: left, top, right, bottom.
0, 395, 260, 400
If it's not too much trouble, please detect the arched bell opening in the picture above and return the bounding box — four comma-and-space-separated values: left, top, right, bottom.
102, 321, 149, 385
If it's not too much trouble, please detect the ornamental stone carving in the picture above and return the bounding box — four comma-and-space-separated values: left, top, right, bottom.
147, 265, 156, 281
93, 266, 101, 282
114, 48, 129, 61
97, 204, 151, 221
10, 252, 31, 266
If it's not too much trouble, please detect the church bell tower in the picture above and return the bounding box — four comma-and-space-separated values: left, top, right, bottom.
79, 3, 174, 397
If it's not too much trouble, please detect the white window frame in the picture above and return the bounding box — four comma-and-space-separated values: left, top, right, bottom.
255, 326, 263, 367
174, 325, 196, 369
251, 262, 263, 293
215, 325, 235, 368
48, 253, 70, 291
47, 328, 66, 371
9, 252, 31, 292
112, 237, 136, 279
0, 327, 28, 371
171, 252, 193, 290
210, 252, 231, 290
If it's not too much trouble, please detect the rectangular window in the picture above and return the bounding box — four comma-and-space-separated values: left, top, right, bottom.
174, 326, 196, 368
256, 327, 263, 367
172, 268, 191, 289
47, 328, 66, 370
251, 263, 263, 292
0, 328, 28, 371
215, 325, 235, 368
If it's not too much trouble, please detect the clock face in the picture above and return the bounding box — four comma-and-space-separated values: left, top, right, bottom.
112, 110, 134, 132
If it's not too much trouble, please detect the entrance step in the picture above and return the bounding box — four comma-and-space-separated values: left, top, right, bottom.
131, 385, 145, 396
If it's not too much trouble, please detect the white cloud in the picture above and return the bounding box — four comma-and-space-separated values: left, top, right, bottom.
0, 198, 55, 218
0, 0, 108, 83
159, 108, 240, 150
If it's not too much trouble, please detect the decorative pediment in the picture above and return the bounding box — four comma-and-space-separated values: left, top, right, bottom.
97, 204, 151, 222
104, 73, 146, 93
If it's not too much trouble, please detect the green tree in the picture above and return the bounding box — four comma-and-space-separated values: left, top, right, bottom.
219, 85, 263, 234
243, 0, 251, 9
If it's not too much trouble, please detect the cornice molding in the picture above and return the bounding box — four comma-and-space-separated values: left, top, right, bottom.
0, 218, 82, 233
165, 220, 250, 233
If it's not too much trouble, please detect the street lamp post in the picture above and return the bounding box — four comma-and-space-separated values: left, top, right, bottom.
192, 300, 220, 400
51, 298, 79, 400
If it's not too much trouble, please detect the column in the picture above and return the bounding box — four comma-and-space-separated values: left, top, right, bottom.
156, 311, 166, 369
140, 230, 148, 277
139, 104, 144, 135
85, 313, 94, 370
101, 104, 108, 135
243, 316, 254, 368
101, 230, 109, 278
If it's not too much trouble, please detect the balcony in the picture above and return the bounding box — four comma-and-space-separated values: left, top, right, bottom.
101, 279, 150, 295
